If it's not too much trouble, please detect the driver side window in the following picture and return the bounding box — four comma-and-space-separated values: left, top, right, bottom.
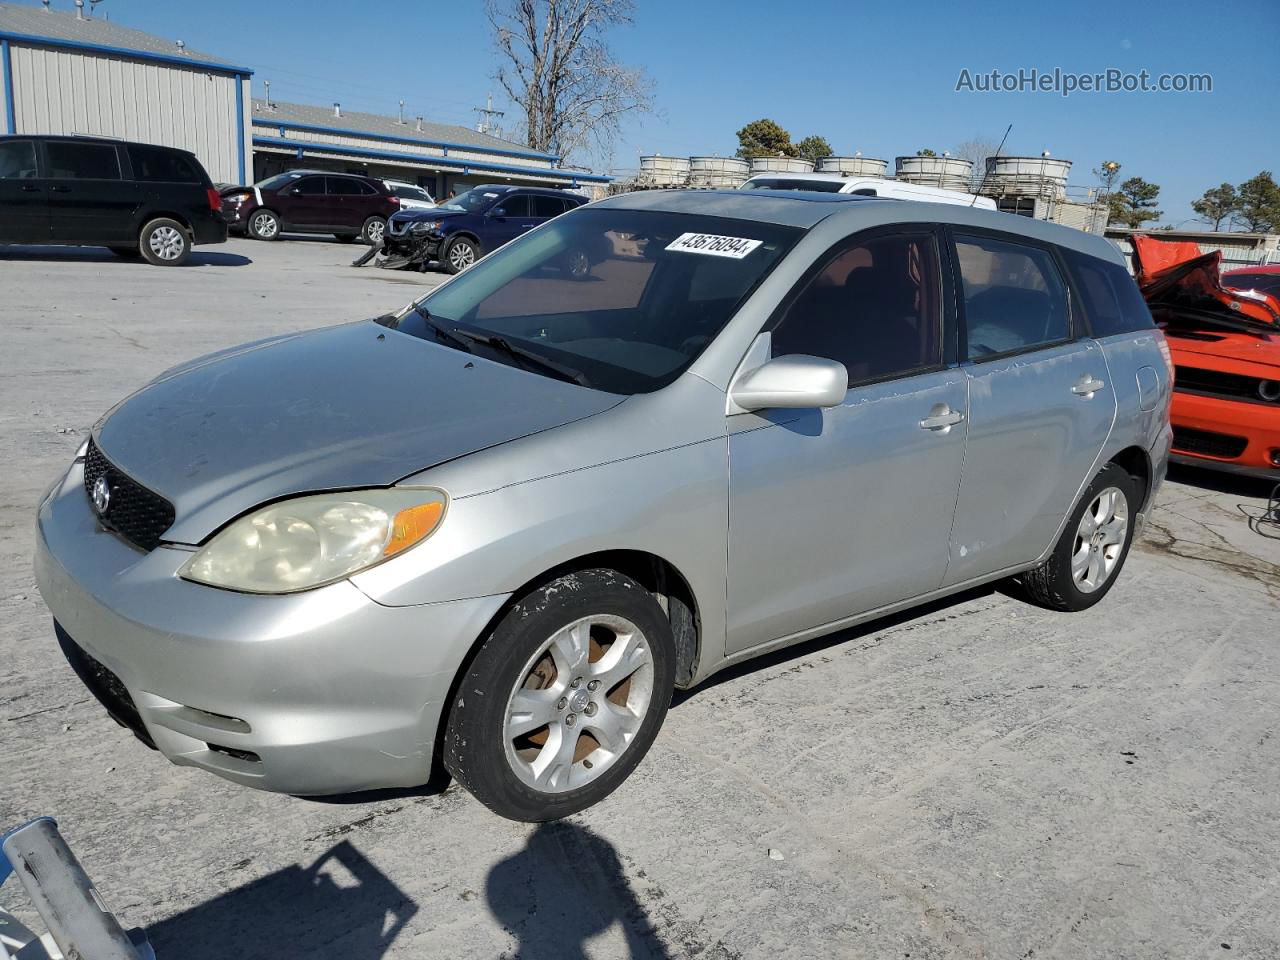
771, 231, 943, 385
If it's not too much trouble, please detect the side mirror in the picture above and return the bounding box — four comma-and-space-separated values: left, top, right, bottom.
490, 207, 506, 218
729, 355, 847, 412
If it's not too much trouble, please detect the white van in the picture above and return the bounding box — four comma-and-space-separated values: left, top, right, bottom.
740, 172, 996, 209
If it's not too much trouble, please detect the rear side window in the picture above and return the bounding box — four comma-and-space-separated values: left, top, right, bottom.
772, 231, 944, 385
1061, 248, 1154, 337
955, 234, 1069, 359
327, 177, 366, 196
0, 140, 38, 178
45, 141, 121, 180
128, 146, 201, 183
530, 196, 567, 217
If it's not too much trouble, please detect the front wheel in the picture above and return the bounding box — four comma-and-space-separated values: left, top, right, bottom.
248, 209, 281, 241
139, 218, 191, 266
443, 569, 676, 821
442, 235, 478, 274
1019, 462, 1139, 611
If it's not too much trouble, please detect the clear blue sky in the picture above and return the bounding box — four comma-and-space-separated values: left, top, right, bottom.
20, 0, 1279, 226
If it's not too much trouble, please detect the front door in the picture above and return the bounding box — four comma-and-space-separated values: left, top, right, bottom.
944, 231, 1117, 584
280, 175, 330, 230
485, 194, 532, 248
43, 140, 139, 244
727, 227, 968, 654
0, 139, 49, 242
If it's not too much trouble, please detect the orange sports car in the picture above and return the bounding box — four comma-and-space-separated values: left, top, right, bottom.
1132, 235, 1280, 479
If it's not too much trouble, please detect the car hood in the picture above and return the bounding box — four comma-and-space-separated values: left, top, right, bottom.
1133, 234, 1280, 334
1166, 329, 1280, 368
390, 208, 468, 224
95, 321, 623, 544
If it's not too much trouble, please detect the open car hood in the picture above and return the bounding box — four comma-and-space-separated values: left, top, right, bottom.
1133, 234, 1279, 334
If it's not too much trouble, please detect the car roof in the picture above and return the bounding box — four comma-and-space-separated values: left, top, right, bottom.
594, 189, 1122, 263
0, 133, 193, 153
472, 183, 578, 197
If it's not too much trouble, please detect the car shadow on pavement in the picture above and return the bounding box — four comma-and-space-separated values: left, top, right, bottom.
486, 821, 672, 960
145, 840, 415, 959
0, 246, 252, 266
1166, 462, 1277, 500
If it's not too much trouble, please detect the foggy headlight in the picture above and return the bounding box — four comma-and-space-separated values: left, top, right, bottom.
180, 488, 446, 594
410, 221, 440, 234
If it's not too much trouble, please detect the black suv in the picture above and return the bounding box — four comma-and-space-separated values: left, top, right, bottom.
0, 135, 226, 265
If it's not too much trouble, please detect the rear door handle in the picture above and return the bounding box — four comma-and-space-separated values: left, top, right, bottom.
49, 185, 71, 193
1072, 376, 1106, 396
919, 405, 966, 432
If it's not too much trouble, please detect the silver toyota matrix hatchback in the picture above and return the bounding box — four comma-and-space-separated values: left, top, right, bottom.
36, 190, 1172, 821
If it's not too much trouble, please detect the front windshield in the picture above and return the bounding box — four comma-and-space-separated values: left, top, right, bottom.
256, 171, 305, 191
438, 187, 505, 213
380, 208, 801, 394
1225, 273, 1280, 297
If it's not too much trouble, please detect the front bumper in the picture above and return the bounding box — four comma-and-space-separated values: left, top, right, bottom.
382, 228, 442, 259
34, 459, 508, 795
1171, 391, 1280, 480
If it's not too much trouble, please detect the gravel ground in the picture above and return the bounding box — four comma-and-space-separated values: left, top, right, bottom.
2, 237, 1278, 960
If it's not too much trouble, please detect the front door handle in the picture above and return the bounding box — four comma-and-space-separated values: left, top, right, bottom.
1072, 376, 1106, 397
919, 404, 966, 432
20, 184, 41, 192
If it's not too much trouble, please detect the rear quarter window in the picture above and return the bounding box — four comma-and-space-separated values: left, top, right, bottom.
1061, 248, 1154, 337
127, 146, 203, 183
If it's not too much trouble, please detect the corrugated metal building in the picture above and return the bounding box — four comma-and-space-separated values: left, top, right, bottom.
250, 99, 609, 197
0, 1, 251, 184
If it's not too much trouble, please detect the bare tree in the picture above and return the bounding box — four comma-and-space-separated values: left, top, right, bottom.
487, 0, 653, 163
954, 135, 1003, 189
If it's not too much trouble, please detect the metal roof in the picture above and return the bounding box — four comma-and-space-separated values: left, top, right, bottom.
0, 1, 245, 70
251, 99, 556, 163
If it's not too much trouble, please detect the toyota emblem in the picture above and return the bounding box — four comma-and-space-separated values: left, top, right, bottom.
91, 475, 111, 515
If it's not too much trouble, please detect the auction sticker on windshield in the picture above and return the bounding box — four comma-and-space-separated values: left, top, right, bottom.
666, 233, 763, 259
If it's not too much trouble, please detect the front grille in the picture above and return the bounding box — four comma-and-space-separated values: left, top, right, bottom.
54, 622, 156, 749
1172, 426, 1248, 459
83, 438, 175, 552
1174, 365, 1267, 402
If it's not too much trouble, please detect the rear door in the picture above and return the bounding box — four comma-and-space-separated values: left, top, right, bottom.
944, 230, 1116, 585
43, 140, 140, 244
0, 139, 49, 242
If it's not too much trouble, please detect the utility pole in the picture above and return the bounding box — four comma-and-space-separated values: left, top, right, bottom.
473, 92, 504, 137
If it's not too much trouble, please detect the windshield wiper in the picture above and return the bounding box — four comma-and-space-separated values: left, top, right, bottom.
410, 302, 473, 354
448, 327, 589, 387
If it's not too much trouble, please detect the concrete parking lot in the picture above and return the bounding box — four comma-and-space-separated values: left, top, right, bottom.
2, 237, 1278, 959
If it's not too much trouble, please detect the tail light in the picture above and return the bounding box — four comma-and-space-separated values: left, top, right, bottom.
206, 187, 223, 213
389, 196, 401, 206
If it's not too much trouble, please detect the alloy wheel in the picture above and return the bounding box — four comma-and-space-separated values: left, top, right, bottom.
367, 220, 385, 244
503, 614, 654, 794
449, 242, 476, 270
252, 212, 278, 238
1071, 486, 1128, 593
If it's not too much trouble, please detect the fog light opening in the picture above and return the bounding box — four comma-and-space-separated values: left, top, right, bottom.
1268, 449, 1280, 468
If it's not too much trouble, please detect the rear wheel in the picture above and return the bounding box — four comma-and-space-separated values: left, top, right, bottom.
443, 569, 676, 821
248, 209, 281, 241
442, 235, 478, 273
138, 218, 190, 266
1020, 462, 1139, 611
360, 216, 386, 246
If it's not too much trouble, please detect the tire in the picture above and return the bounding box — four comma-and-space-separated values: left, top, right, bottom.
335, 233, 359, 243
107, 245, 140, 259
565, 247, 592, 280
360, 216, 387, 246
247, 209, 281, 241
444, 568, 676, 822
138, 218, 191, 266
1020, 462, 1140, 611
442, 235, 479, 274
